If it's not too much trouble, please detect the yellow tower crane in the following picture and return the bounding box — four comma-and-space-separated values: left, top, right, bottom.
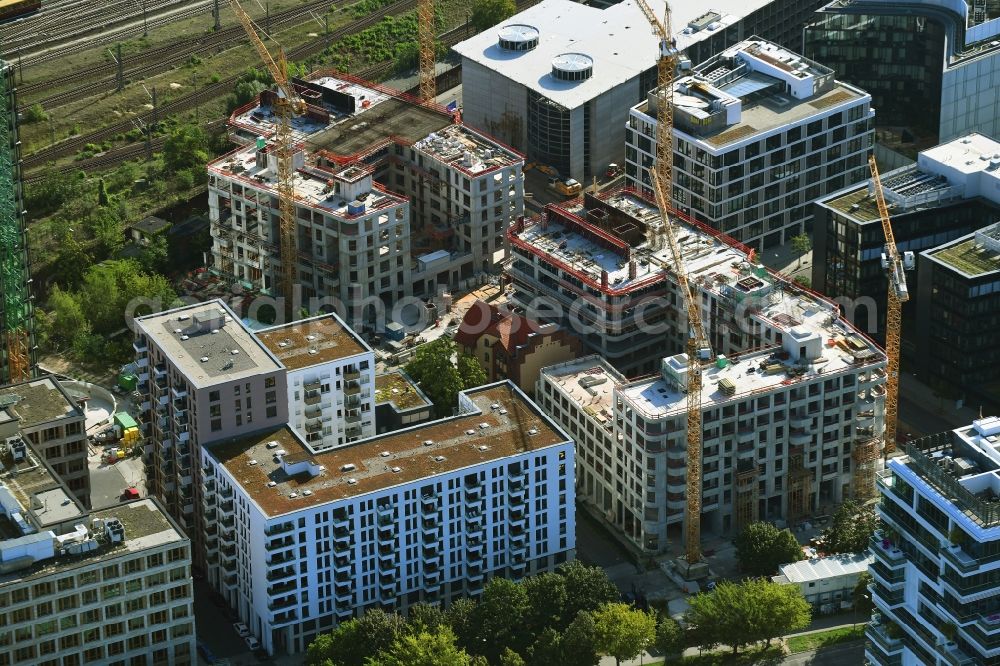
637, 0, 706, 565
230, 0, 304, 322
418, 0, 436, 102
870, 155, 914, 458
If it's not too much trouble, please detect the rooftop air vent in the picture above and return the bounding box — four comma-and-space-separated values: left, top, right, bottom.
498, 24, 539, 51
433, 455, 446, 462
303, 489, 313, 496
266, 441, 279, 449
267, 481, 277, 487
478, 445, 489, 452
178, 315, 190, 321
552, 53, 593, 82
200, 357, 209, 363
347, 478, 358, 485
308, 349, 318, 355
289, 492, 298, 499
211, 329, 220, 335
391, 466, 401, 473
380, 451, 390, 457
306, 335, 316, 341
341, 464, 357, 472
249, 459, 258, 466
181, 335, 189, 341
465, 429, 476, 435
174, 329, 182, 334
491, 403, 500, 410
528, 428, 539, 435
479, 423, 490, 429
231, 349, 240, 355
423, 440, 434, 446
499, 408, 508, 415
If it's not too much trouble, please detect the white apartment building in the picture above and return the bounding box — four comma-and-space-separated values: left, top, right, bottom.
626, 37, 873, 251
209, 73, 523, 321
0, 426, 194, 666
869, 416, 1000, 666
532, 189, 886, 553
256, 313, 376, 450
199, 381, 575, 656
134, 300, 289, 543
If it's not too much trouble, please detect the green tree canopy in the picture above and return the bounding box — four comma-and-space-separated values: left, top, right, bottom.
499, 647, 526, 666
457, 353, 488, 390
405, 338, 485, 417
562, 610, 600, 666
163, 124, 209, 174
471, 577, 530, 661
366, 626, 471, 666
591, 603, 656, 666
522, 571, 568, 634
306, 609, 407, 666
45, 287, 91, 350
408, 602, 447, 632
853, 570, 873, 618
824, 501, 878, 554
559, 561, 620, 625
685, 579, 811, 655
655, 616, 685, 657
734, 521, 804, 576
470, 0, 516, 31
791, 233, 812, 268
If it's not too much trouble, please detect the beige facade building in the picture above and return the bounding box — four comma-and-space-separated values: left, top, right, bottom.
0, 377, 89, 508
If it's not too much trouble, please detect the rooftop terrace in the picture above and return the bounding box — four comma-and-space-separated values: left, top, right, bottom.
0, 377, 81, 427
374, 371, 431, 410
208, 383, 567, 517
930, 224, 1000, 277
256, 313, 370, 371
135, 300, 282, 388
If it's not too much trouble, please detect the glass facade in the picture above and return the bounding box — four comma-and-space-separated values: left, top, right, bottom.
804, 13, 946, 139
527, 90, 572, 178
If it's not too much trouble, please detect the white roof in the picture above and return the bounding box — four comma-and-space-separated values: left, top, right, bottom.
453, 0, 779, 109
776, 552, 874, 584
917, 133, 1000, 205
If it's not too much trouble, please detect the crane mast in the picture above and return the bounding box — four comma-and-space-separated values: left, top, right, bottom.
418, 0, 436, 102
637, 0, 705, 564
869, 155, 911, 458
230, 0, 302, 323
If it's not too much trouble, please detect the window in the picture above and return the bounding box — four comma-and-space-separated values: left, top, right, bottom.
265, 377, 276, 388
209, 390, 220, 402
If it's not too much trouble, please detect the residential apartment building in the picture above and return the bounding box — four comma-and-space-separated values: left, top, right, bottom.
868, 416, 1000, 666
531, 191, 887, 552
256, 313, 376, 450
133, 300, 289, 541
813, 133, 1000, 356
916, 223, 1000, 412
209, 72, 523, 322
199, 381, 574, 655
0, 424, 194, 666
0, 377, 90, 507
453, 0, 830, 182
454, 300, 583, 396
805, 0, 1000, 145
373, 371, 433, 434
626, 37, 873, 251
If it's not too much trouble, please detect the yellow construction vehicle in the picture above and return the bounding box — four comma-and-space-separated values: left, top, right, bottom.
548, 177, 582, 197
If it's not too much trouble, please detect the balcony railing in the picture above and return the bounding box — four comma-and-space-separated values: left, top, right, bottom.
902, 433, 1000, 527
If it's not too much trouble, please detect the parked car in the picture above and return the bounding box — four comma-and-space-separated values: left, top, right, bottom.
233, 622, 250, 637
245, 636, 261, 651
197, 640, 216, 664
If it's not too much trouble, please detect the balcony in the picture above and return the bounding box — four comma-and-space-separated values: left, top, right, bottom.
171, 386, 188, 399
870, 534, 906, 565
344, 383, 362, 396
268, 581, 296, 597
267, 536, 295, 551
869, 559, 905, 589
464, 485, 483, 502
872, 583, 904, 607
268, 596, 297, 611
304, 392, 322, 406
866, 622, 904, 657
305, 420, 323, 434
344, 370, 361, 381
267, 566, 296, 582
345, 412, 362, 424
941, 643, 977, 666
303, 379, 321, 391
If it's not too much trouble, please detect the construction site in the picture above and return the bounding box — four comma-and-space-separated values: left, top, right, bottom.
208, 68, 524, 327
531, 184, 888, 554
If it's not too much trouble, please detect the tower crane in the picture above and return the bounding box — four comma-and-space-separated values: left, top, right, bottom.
637, 0, 706, 564
418, 0, 436, 103
869, 155, 914, 458
230, 0, 304, 323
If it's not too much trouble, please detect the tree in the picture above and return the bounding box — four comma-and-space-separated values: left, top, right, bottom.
522, 571, 567, 634
457, 353, 488, 390
51, 235, 93, 289
559, 561, 620, 626
470, 0, 516, 31
562, 611, 600, 666
163, 124, 209, 174
306, 609, 407, 666
405, 338, 465, 417
445, 597, 478, 652
591, 603, 656, 666
824, 501, 878, 554
655, 616, 685, 658
22, 103, 49, 124
45, 288, 90, 349
234, 79, 268, 108
526, 628, 562, 666
408, 602, 447, 632
366, 626, 471, 666
499, 647, 526, 666
734, 521, 803, 576
471, 577, 530, 662
139, 234, 170, 275
791, 233, 812, 268
685, 579, 811, 655
853, 571, 873, 619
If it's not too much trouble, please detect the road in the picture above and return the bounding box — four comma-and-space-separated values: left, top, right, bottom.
781, 641, 864, 665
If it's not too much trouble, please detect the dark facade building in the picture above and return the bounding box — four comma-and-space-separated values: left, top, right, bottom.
805, 0, 1000, 145
916, 224, 1000, 411
813, 133, 1000, 347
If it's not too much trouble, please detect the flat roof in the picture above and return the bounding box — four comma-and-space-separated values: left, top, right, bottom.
540, 356, 623, 433
374, 371, 432, 411
0, 377, 81, 427
0, 445, 84, 530
256, 313, 370, 371
135, 300, 282, 389
413, 124, 522, 176
207, 383, 568, 517
776, 552, 874, 584
0, 499, 186, 587
928, 225, 1000, 277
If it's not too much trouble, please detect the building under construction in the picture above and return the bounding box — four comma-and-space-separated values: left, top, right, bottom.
0, 61, 36, 385
533, 189, 887, 553
207, 71, 524, 324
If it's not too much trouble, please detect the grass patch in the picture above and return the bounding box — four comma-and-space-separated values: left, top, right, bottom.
786, 625, 865, 654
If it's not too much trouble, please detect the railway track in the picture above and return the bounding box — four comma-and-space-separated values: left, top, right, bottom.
22, 0, 417, 170
17, 0, 341, 112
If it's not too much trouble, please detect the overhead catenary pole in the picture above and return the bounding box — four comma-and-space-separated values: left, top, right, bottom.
115, 43, 124, 91
213, 0, 222, 31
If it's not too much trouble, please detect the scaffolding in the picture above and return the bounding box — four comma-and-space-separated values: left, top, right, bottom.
734, 461, 759, 533
786, 445, 812, 523
0, 61, 35, 385
852, 438, 881, 501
